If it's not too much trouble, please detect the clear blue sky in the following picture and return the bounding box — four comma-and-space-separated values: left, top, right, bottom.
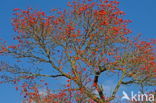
0, 0, 156, 103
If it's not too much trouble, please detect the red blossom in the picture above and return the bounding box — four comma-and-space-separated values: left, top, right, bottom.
66, 84, 70, 87
98, 10, 107, 15
13, 8, 20, 11
79, 6, 87, 11
8, 45, 17, 49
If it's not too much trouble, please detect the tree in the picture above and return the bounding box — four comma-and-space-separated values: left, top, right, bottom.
0, 0, 155, 103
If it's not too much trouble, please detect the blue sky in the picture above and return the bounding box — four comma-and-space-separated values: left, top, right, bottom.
0, 0, 156, 103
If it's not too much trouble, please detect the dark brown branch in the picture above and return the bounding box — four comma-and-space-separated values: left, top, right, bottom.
93, 66, 107, 100
7, 51, 50, 63
93, 66, 107, 85
17, 71, 65, 78
121, 80, 135, 85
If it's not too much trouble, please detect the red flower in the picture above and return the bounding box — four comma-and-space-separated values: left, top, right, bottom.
108, 52, 114, 55
40, 12, 45, 16
150, 57, 155, 60
75, 57, 80, 60
13, 8, 20, 11
22, 11, 29, 14
66, 84, 70, 87
105, 36, 109, 39
83, 68, 87, 71
99, 10, 107, 15
71, 34, 78, 38
2, 47, 8, 51
29, 20, 35, 24
112, 27, 120, 32
79, 6, 87, 11
92, 51, 96, 55
8, 46, 17, 49
95, 48, 99, 51
101, 21, 109, 25
66, 79, 70, 82
28, 8, 32, 10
